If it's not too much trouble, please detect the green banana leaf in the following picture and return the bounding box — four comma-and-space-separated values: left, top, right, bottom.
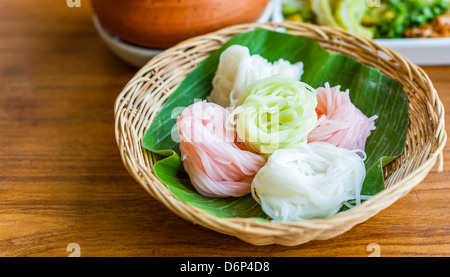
141, 29, 409, 220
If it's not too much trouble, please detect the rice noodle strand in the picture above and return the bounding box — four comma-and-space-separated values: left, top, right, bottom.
229, 75, 318, 156
251, 142, 367, 221
177, 101, 267, 198
308, 82, 378, 151
208, 44, 304, 107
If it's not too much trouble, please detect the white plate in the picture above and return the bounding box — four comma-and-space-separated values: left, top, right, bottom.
375, 37, 450, 66
92, 15, 163, 68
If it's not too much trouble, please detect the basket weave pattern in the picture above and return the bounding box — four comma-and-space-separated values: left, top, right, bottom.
114, 22, 447, 246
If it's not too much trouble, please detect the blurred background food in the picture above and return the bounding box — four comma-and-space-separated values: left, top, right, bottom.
91, 0, 270, 49
90, 0, 450, 67
281, 0, 450, 38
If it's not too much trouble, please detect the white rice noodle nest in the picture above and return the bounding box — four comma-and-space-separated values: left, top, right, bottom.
208, 44, 304, 107
251, 141, 369, 221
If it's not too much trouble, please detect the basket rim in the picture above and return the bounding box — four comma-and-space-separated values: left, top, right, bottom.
114, 21, 447, 245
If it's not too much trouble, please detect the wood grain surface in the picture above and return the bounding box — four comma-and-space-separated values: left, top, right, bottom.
0, 0, 448, 257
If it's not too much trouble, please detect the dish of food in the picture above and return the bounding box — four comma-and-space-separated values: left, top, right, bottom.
280, 0, 450, 39
141, 29, 409, 222
273, 0, 450, 65
115, 21, 445, 245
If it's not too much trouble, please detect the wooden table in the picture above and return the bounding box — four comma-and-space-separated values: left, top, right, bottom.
1, 0, 449, 257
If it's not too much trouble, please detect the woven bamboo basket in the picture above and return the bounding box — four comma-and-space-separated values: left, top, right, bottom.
114, 22, 447, 246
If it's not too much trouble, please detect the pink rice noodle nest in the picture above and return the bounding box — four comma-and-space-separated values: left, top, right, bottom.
308, 82, 378, 151
177, 101, 267, 198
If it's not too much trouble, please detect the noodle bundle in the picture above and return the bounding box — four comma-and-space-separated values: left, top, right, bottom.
173, 45, 380, 221
308, 82, 378, 151
177, 101, 266, 198
208, 44, 304, 107
251, 142, 368, 221
230, 75, 318, 156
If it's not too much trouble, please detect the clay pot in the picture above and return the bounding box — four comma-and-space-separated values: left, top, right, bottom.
90, 0, 270, 49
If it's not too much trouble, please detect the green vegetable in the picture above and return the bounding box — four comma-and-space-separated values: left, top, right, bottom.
334, 0, 374, 38
310, 0, 341, 28
286, 0, 375, 38
142, 29, 408, 219
282, 0, 449, 38
365, 0, 449, 38
281, 0, 316, 23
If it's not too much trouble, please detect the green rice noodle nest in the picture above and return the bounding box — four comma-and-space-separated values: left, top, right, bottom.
229, 75, 318, 156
